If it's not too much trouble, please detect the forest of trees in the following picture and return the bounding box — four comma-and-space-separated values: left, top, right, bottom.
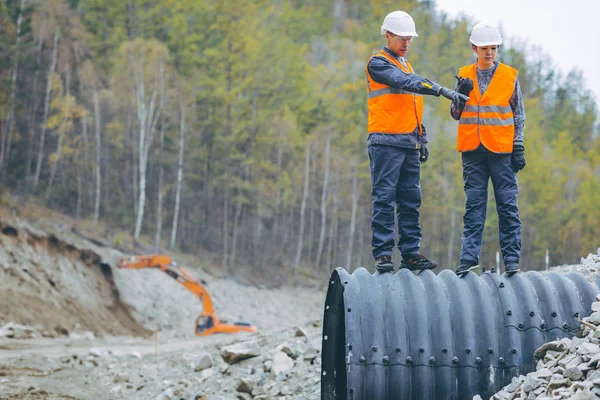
0, 0, 598, 276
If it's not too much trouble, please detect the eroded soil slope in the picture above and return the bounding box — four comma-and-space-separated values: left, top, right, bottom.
0, 212, 327, 399
0, 218, 150, 337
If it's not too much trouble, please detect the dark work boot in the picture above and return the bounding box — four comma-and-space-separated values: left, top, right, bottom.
375, 255, 394, 273
505, 262, 520, 274
456, 261, 479, 276
400, 254, 437, 271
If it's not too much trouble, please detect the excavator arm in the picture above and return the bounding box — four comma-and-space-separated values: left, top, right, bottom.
118, 255, 257, 336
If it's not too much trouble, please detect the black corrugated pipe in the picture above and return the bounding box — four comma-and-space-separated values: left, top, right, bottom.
321, 268, 600, 400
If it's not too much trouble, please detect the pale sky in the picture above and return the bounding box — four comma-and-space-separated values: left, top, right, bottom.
436, 0, 600, 108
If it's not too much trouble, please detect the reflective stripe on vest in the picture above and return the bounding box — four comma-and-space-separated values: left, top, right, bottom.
457, 63, 517, 153
459, 117, 515, 126
366, 50, 424, 135
463, 105, 512, 113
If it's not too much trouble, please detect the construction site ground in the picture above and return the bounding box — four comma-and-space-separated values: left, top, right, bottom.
2, 196, 600, 399
0, 200, 325, 399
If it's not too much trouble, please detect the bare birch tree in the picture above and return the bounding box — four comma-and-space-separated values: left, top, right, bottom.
315, 132, 331, 268
345, 163, 359, 269
327, 169, 340, 269
118, 39, 168, 239
154, 75, 169, 250
25, 65, 41, 180
333, 0, 344, 35
92, 82, 102, 223
76, 63, 91, 215
170, 97, 186, 249
0, 0, 26, 178
294, 141, 311, 272
307, 151, 317, 257
222, 166, 231, 267
127, 106, 137, 215
76, 113, 88, 219
230, 188, 244, 266
33, 28, 60, 189
25, 0, 48, 181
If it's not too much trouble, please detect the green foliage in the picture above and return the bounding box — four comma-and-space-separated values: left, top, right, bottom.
0, 0, 598, 272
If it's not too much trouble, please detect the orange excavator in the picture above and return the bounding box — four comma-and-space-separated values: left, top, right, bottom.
118, 254, 257, 336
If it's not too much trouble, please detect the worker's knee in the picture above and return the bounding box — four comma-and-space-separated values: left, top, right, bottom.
496, 189, 520, 228
465, 188, 487, 207
398, 188, 421, 209
372, 184, 396, 206
495, 188, 518, 207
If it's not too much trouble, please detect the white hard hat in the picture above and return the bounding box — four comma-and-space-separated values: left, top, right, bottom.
469, 21, 502, 46
380, 11, 418, 37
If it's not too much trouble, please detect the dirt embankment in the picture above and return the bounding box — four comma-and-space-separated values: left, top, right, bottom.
0, 219, 150, 338
0, 212, 327, 340
0, 213, 327, 399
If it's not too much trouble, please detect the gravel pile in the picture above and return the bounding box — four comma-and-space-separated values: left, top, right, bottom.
0, 322, 323, 399
550, 249, 600, 281
150, 325, 322, 400
483, 249, 600, 400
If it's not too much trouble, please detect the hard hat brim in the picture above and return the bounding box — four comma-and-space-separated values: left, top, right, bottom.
469, 38, 502, 46
381, 27, 419, 37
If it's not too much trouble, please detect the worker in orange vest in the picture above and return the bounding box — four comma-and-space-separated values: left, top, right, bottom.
451, 22, 526, 276
367, 11, 469, 273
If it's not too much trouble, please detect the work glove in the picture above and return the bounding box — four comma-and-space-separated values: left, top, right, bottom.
511, 144, 526, 173
419, 142, 429, 163
438, 86, 469, 107
455, 75, 474, 97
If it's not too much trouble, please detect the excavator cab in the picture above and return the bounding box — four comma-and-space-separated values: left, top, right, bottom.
194, 312, 257, 336
195, 315, 214, 333
195, 313, 257, 336
118, 255, 258, 336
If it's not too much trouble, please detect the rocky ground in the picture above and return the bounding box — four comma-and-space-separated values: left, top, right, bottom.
0, 213, 326, 399
483, 295, 600, 400
550, 251, 600, 280
0, 322, 323, 400
483, 250, 600, 400
2, 203, 600, 399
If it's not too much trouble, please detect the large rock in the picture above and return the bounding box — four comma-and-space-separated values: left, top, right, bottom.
0, 322, 39, 339
588, 312, 600, 325
236, 377, 256, 394
113, 372, 130, 383
220, 342, 261, 365
272, 351, 294, 375
193, 353, 213, 372
571, 391, 598, 400
577, 342, 600, 356
303, 345, 319, 361
68, 330, 95, 341
534, 340, 567, 358
295, 327, 308, 337
276, 343, 297, 359
535, 368, 552, 379
522, 375, 543, 392
563, 367, 584, 381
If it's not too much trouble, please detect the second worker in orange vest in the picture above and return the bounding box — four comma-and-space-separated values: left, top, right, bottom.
368, 11, 469, 273
451, 22, 526, 276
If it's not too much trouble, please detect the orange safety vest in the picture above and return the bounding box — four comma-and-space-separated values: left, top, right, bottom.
366, 49, 424, 136
457, 63, 517, 153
